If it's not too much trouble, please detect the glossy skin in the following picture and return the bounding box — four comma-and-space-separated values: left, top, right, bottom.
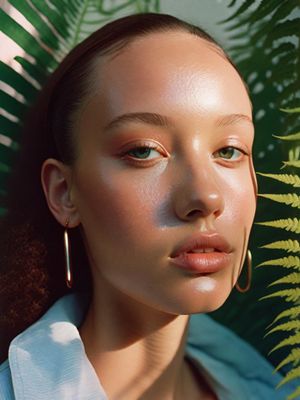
41, 31, 257, 399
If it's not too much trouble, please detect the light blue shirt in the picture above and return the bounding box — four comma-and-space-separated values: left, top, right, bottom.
0, 292, 296, 399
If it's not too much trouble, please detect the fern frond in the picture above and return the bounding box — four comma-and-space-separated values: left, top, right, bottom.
256, 256, 300, 270
275, 348, 300, 372
288, 386, 300, 400
258, 193, 300, 209
218, 0, 254, 24
267, 306, 300, 327
265, 320, 300, 336
260, 239, 300, 253
268, 272, 300, 287
276, 366, 300, 388
280, 107, 300, 113
269, 333, 300, 354
281, 160, 300, 169
255, 218, 300, 233
273, 132, 300, 141
260, 288, 300, 303
256, 172, 300, 187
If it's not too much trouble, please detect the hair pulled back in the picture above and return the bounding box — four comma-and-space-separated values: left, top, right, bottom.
0, 12, 244, 361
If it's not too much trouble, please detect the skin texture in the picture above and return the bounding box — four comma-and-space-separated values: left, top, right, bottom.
41, 31, 257, 399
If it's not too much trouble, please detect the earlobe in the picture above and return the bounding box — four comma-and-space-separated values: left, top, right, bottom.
40, 158, 80, 227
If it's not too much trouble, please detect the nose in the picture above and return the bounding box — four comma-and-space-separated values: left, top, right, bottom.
173, 160, 224, 222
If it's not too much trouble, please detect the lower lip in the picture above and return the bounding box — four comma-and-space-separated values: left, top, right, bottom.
169, 252, 231, 274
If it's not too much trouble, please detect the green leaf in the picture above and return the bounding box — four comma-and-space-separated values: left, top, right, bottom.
275, 348, 300, 372
256, 256, 300, 270
8, 0, 60, 50
265, 319, 300, 336
256, 172, 300, 187
267, 306, 300, 327
265, 19, 300, 46
281, 160, 300, 169
0, 61, 38, 101
288, 386, 300, 400
260, 288, 300, 303
268, 272, 300, 287
260, 239, 300, 254
276, 366, 300, 388
280, 107, 300, 114
218, 0, 254, 24
0, 90, 28, 119
0, 9, 56, 70
255, 218, 300, 233
258, 193, 300, 209
14, 56, 47, 85
0, 116, 21, 141
273, 132, 300, 141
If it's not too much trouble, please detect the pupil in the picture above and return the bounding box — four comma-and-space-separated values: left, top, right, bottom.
131, 147, 151, 159
220, 147, 233, 158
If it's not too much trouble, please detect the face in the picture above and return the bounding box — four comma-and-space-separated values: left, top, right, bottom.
69, 31, 257, 315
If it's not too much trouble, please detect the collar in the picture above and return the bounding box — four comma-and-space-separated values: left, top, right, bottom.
8, 292, 288, 400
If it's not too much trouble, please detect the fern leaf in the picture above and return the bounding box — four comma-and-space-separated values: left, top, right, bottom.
258, 193, 300, 209
275, 348, 300, 372
288, 386, 300, 400
268, 306, 300, 327
280, 107, 300, 113
281, 160, 300, 169
256, 256, 300, 270
269, 333, 300, 354
255, 218, 300, 233
260, 239, 300, 253
265, 320, 300, 336
273, 132, 300, 141
260, 288, 300, 303
218, 0, 254, 24
256, 172, 300, 187
268, 272, 300, 287
276, 366, 300, 388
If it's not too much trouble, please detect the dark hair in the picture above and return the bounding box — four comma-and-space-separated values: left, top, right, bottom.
0, 12, 248, 361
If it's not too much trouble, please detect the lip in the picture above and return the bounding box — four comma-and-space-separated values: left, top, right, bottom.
169, 232, 232, 274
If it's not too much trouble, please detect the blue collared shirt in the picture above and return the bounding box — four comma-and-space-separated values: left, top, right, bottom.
0, 292, 296, 399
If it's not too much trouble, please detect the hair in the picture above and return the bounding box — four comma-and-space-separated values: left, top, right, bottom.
0, 12, 249, 362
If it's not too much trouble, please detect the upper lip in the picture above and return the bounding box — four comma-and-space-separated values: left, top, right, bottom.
170, 232, 232, 257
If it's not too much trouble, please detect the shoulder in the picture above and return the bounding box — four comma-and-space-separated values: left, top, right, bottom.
0, 359, 15, 400
186, 313, 297, 400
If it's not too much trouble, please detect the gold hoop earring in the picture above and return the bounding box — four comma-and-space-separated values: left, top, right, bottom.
64, 218, 73, 289
235, 249, 252, 293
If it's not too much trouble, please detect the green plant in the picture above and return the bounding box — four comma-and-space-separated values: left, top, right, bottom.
211, 1, 300, 397
0, 0, 160, 216
256, 107, 300, 399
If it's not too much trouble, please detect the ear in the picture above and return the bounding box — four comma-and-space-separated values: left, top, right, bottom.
40, 158, 80, 228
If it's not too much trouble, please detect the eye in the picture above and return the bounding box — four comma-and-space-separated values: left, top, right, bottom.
214, 146, 246, 161
125, 145, 161, 160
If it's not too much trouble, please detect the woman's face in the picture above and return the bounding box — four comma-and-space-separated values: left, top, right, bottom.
69, 30, 257, 314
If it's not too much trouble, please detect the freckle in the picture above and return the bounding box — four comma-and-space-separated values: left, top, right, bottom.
194, 277, 216, 292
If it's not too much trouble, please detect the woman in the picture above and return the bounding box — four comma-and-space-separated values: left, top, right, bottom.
0, 12, 294, 400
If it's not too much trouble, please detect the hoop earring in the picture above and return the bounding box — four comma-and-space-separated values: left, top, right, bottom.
235, 249, 252, 293
64, 218, 73, 289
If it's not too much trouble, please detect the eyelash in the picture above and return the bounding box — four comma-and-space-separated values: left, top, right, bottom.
120, 142, 248, 165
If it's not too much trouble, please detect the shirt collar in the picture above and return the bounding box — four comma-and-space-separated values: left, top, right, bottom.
8, 291, 286, 400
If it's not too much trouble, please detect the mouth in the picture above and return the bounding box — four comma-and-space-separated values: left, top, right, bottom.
169, 232, 232, 274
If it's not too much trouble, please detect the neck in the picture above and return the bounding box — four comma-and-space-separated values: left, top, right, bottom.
79, 276, 193, 400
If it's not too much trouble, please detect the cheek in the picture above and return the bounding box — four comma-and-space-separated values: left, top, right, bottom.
73, 160, 167, 247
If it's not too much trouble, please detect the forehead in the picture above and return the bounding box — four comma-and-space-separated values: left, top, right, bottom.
85, 30, 251, 122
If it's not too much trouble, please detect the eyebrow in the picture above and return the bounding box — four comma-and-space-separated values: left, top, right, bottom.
103, 112, 253, 132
